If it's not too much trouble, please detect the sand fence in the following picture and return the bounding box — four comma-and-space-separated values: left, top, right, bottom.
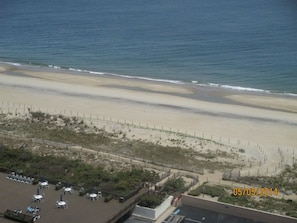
1, 100, 295, 178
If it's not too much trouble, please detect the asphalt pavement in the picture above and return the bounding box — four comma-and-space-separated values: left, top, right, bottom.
176, 205, 264, 223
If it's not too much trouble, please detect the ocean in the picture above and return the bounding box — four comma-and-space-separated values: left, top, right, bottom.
1, 0, 297, 94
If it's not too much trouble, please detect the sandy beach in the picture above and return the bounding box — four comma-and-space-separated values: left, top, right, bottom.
1, 64, 297, 177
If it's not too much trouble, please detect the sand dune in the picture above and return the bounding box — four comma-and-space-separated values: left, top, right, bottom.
1, 64, 297, 177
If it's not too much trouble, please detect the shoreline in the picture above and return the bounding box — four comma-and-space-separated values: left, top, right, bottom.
1, 63, 297, 118
1, 63, 297, 178
1, 63, 297, 115
1, 61, 297, 98
1, 63, 297, 126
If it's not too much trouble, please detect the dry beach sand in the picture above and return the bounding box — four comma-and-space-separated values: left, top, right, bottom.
1, 64, 297, 178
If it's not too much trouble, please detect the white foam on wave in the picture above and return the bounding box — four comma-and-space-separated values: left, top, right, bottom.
61, 66, 184, 84
274, 92, 297, 97
222, 85, 269, 93
3, 61, 296, 96
1, 61, 21, 66
66, 67, 184, 84
88, 71, 105, 75
109, 73, 184, 84
48, 65, 61, 69
68, 67, 105, 75
206, 83, 270, 93
69, 67, 83, 72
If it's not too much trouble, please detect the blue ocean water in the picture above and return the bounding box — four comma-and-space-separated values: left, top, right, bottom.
1, 0, 297, 94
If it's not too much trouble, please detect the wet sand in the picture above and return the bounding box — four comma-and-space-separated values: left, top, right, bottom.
0, 64, 297, 178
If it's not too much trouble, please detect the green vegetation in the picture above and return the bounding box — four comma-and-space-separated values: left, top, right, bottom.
163, 177, 186, 195
190, 183, 297, 219
219, 194, 297, 218
0, 144, 159, 196
4, 209, 34, 223
219, 193, 252, 207
1, 112, 296, 218
231, 164, 297, 218
188, 183, 228, 197
138, 193, 164, 209
239, 164, 297, 194
188, 182, 297, 218
189, 182, 297, 219
0, 112, 240, 172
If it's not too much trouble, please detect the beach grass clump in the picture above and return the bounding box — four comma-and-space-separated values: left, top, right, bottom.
238, 148, 245, 153
219, 193, 251, 206
45, 127, 110, 145
188, 183, 228, 197
116, 140, 237, 171
239, 164, 297, 194
1, 114, 111, 146
0, 112, 241, 174
30, 111, 51, 121
0, 143, 159, 196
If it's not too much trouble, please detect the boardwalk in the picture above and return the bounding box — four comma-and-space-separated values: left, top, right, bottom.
0, 173, 146, 223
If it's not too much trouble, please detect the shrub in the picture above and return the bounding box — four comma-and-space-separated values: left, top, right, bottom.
163, 177, 185, 194
138, 193, 163, 209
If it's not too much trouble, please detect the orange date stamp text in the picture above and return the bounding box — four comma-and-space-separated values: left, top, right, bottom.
232, 187, 278, 197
